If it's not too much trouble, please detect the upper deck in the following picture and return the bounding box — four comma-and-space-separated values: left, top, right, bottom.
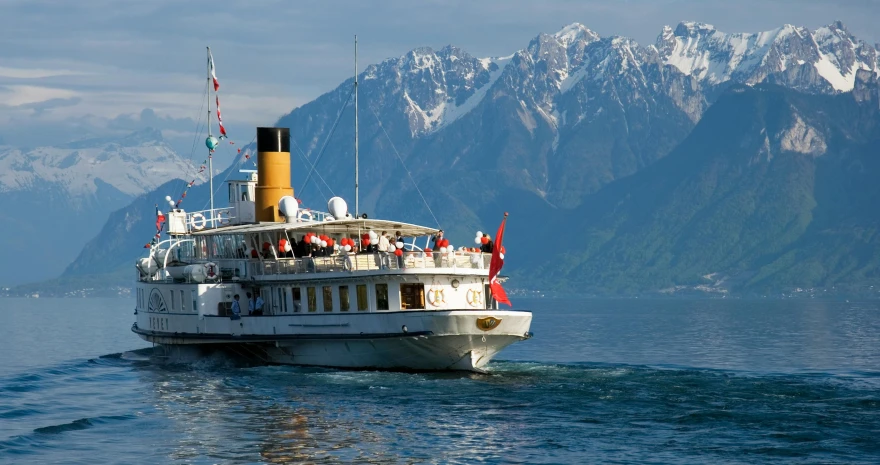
141, 209, 492, 284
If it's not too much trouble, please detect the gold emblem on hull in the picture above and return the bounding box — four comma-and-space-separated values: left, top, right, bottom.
476, 316, 502, 331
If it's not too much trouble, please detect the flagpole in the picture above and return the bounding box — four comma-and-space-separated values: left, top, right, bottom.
354, 35, 359, 218
207, 47, 214, 227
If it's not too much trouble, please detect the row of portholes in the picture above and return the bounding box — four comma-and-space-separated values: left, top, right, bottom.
150, 317, 170, 331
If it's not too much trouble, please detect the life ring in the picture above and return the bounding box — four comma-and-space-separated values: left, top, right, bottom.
205, 262, 217, 279
466, 289, 483, 307
296, 210, 313, 222
427, 288, 446, 306
216, 210, 230, 225
190, 213, 206, 230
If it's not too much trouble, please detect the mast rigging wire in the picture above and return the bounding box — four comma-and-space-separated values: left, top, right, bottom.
297, 85, 355, 196
290, 136, 334, 201
369, 106, 441, 229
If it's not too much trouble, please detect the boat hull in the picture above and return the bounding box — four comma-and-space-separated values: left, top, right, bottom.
133, 310, 532, 372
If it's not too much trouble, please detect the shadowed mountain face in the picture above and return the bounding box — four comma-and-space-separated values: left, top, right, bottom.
55, 21, 880, 296
528, 74, 880, 295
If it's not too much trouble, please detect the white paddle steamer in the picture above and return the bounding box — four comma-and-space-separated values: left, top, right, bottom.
133, 125, 532, 371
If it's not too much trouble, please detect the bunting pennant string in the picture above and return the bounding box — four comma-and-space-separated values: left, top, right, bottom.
216, 96, 227, 138
174, 179, 197, 207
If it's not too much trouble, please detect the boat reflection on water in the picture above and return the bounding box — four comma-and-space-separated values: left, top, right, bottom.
133, 354, 508, 463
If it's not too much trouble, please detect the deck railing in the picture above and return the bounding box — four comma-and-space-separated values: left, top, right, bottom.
251, 251, 492, 277
138, 251, 492, 283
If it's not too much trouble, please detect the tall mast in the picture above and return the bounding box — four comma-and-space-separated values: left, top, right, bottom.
354, 35, 359, 218
207, 47, 215, 225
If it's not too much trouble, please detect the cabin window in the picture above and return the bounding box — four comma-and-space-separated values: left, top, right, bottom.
307, 287, 316, 312
485, 284, 494, 309
375, 284, 389, 311
357, 284, 368, 311
339, 286, 350, 312
323, 286, 333, 312
170, 290, 176, 311
180, 290, 186, 312
292, 287, 302, 312
278, 288, 286, 313
191, 290, 197, 313
240, 185, 250, 201
228, 184, 236, 203
400, 283, 425, 310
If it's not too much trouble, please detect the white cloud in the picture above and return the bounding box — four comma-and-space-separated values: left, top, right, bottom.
0, 85, 79, 107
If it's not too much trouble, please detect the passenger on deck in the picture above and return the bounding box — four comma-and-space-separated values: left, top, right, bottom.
247, 291, 264, 316
481, 234, 494, 254
378, 231, 390, 269
431, 230, 444, 267
231, 294, 242, 320
287, 237, 297, 258
395, 230, 405, 268
262, 242, 274, 259
296, 237, 309, 258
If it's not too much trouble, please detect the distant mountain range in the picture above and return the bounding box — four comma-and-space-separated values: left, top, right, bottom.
13, 20, 880, 297
0, 128, 203, 286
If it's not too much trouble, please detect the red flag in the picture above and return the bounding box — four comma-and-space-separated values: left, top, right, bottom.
488, 212, 511, 307
208, 49, 220, 91
216, 96, 227, 137
155, 209, 166, 233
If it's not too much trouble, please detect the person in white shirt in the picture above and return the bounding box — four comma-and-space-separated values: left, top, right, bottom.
231, 294, 242, 320
247, 291, 265, 316
377, 231, 391, 269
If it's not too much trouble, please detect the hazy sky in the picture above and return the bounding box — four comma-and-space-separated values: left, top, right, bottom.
0, 0, 876, 157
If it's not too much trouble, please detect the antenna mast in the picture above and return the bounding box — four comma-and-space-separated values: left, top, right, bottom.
207, 47, 215, 226
354, 35, 359, 218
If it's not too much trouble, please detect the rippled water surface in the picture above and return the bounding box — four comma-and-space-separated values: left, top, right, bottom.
1, 297, 879, 464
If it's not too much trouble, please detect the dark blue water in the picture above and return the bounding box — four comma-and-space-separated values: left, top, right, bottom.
1, 298, 879, 464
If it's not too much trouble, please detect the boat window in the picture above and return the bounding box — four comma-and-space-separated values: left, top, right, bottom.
485, 284, 494, 309
292, 287, 302, 312
323, 286, 333, 312
357, 284, 368, 311
191, 290, 197, 313
170, 290, 176, 311
278, 288, 286, 313
375, 284, 389, 311
307, 287, 316, 312
240, 185, 250, 201
180, 290, 186, 312
339, 286, 350, 312
400, 283, 425, 310
229, 184, 236, 203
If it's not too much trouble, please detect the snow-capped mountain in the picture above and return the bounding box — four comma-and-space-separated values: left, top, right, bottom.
59, 20, 880, 296
0, 128, 203, 286
0, 128, 200, 198
657, 21, 880, 93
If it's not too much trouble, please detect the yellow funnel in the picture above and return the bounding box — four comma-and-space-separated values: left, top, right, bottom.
255, 127, 293, 222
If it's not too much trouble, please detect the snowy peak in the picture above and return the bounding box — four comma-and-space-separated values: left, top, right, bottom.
0, 129, 204, 198
552, 23, 601, 48
658, 20, 879, 92
361, 44, 507, 136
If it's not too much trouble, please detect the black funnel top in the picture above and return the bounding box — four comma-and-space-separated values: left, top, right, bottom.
257, 127, 290, 153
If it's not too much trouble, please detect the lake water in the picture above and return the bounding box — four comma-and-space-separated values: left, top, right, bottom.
1, 297, 878, 464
